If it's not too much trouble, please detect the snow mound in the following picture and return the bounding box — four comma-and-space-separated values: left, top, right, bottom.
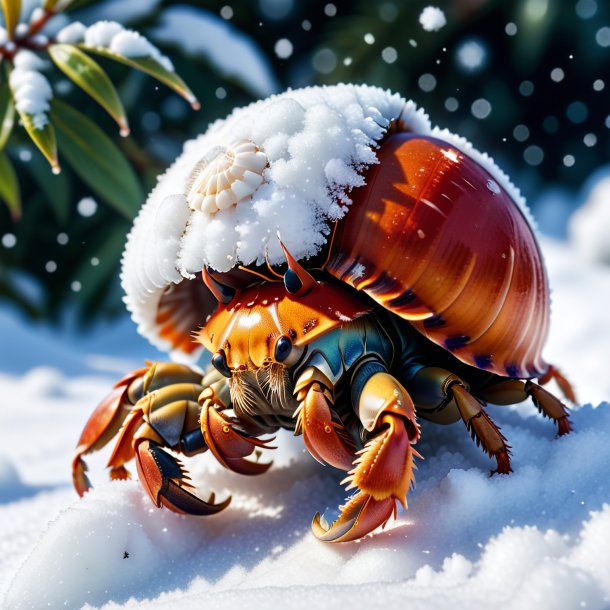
0, 455, 25, 503
569, 172, 610, 265
96, 506, 610, 610
5, 404, 610, 610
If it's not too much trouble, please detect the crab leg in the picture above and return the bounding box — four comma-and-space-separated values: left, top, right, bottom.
451, 383, 512, 474
73, 362, 250, 515
538, 364, 577, 404
306, 369, 421, 543
104, 373, 276, 513
72, 363, 204, 495
409, 366, 513, 474
293, 366, 356, 471
477, 377, 573, 436
109, 381, 232, 515
72, 367, 149, 495
525, 381, 573, 435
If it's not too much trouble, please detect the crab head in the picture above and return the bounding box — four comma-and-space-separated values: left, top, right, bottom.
197, 242, 371, 378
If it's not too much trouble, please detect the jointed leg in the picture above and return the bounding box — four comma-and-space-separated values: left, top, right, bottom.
526, 381, 573, 435
72, 363, 201, 494
478, 377, 572, 436
538, 364, 577, 404
293, 366, 356, 471
409, 367, 512, 474
295, 364, 421, 542
73, 362, 275, 517
451, 384, 512, 473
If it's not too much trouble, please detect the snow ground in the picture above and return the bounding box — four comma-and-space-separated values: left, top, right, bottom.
0, 235, 609, 610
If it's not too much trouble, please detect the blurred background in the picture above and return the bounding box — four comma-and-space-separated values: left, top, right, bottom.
0, 0, 609, 329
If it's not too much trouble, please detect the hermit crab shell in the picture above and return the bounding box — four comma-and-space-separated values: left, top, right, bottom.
326, 133, 549, 378
121, 84, 548, 379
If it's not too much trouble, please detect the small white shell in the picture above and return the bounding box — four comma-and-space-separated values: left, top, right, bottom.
186, 140, 267, 214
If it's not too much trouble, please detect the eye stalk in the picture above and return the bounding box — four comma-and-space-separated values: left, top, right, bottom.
212, 349, 232, 378
278, 238, 316, 296
202, 267, 237, 305
274, 335, 293, 363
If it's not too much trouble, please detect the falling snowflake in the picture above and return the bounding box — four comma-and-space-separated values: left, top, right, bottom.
419, 6, 447, 32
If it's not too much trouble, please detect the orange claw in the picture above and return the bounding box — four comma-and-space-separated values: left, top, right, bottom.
200, 400, 275, 475
294, 382, 356, 471
311, 373, 422, 543
343, 412, 421, 505
135, 439, 230, 515
312, 413, 421, 543
312, 492, 397, 542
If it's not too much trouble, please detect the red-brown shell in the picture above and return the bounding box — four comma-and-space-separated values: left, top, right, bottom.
326, 133, 550, 379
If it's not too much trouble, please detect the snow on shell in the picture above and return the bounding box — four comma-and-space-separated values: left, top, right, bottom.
121, 84, 532, 358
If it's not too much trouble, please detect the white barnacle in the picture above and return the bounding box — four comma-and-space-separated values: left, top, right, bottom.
186, 140, 268, 214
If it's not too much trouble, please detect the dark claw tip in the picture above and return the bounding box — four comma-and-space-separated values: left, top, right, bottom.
161, 481, 231, 516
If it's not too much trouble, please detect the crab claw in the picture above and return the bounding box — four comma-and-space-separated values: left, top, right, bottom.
200, 400, 275, 475
312, 492, 397, 542
311, 382, 422, 543
135, 439, 230, 515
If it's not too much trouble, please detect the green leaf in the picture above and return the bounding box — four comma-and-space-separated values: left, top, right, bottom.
79, 44, 200, 110
51, 99, 143, 218
25, 150, 71, 224
16, 110, 60, 173
0, 150, 20, 219
0, 83, 15, 150
0, 0, 21, 37
48, 44, 130, 136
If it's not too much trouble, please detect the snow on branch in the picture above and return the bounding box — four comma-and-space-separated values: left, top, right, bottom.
9, 50, 53, 130
56, 19, 175, 72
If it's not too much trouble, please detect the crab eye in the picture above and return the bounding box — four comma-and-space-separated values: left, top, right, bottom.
212, 349, 232, 378
274, 335, 293, 363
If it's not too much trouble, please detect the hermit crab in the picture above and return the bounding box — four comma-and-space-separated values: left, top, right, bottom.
72, 84, 575, 542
